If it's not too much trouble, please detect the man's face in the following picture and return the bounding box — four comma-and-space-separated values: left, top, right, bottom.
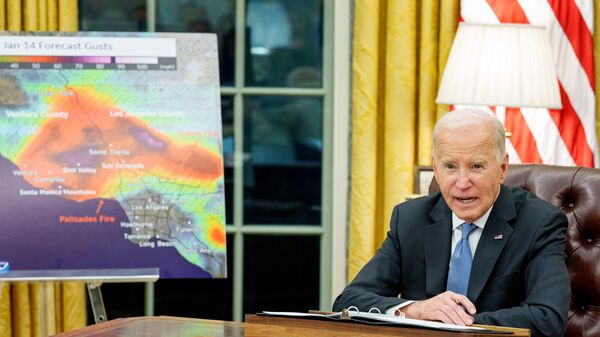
432, 124, 508, 223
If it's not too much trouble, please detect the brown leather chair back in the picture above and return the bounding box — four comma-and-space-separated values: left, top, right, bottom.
429, 164, 600, 337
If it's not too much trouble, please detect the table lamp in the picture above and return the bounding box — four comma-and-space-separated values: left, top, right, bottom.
436, 22, 562, 110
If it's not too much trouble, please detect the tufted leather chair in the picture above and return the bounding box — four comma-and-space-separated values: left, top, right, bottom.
429, 164, 600, 337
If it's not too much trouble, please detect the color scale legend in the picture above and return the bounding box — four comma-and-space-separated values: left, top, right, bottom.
0, 55, 177, 70
0, 36, 178, 70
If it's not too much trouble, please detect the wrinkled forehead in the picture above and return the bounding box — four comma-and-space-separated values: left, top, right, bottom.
438, 124, 496, 140
435, 125, 498, 158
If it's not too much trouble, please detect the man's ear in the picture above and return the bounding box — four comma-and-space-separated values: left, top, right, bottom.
432, 157, 442, 185
499, 153, 509, 182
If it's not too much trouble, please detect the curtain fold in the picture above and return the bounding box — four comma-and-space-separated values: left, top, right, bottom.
1, 0, 77, 32
0, 1, 85, 336
348, 0, 459, 280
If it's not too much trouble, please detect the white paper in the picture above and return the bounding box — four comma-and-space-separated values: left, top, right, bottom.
261, 310, 494, 333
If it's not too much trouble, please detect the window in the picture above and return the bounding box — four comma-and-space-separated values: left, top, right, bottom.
79, 0, 332, 321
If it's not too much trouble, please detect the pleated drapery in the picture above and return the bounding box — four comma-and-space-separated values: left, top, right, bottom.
348, 0, 459, 280
0, 0, 77, 31
0, 1, 85, 337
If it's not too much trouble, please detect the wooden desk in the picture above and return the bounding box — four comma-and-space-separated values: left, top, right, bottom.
52, 316, 244, 337
51, 315, 530, 337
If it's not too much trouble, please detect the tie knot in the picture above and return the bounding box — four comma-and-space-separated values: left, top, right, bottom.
461, 223, 476, 239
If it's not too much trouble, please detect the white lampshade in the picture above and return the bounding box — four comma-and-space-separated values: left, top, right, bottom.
436, 22, 562, 109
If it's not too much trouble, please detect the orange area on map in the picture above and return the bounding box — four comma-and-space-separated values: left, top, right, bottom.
209, 225, 226, 248
16, 86, 223, 202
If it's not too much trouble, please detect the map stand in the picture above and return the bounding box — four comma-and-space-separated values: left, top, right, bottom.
0, 268, 159, 334
87, 281, 106, 323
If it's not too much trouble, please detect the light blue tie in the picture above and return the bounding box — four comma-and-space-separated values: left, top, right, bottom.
447, 223, 477, 296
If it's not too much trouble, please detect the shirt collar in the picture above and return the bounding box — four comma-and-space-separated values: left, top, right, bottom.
451, 205, 494, 231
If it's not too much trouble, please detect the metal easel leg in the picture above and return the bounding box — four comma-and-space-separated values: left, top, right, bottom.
86, 281, 107, 323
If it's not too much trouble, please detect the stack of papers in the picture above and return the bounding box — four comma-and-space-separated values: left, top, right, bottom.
260, 310, 512, 334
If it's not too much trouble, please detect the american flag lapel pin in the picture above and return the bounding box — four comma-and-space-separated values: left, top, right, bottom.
494, 234, 503, 240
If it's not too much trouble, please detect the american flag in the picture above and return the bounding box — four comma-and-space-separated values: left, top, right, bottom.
458, 0, 597, 167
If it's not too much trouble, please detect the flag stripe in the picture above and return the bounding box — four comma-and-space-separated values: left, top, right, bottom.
546, 0, 595, 89
549, 83, 595, 166
486, 0, 528, 23
574, 0, 594, 34
518, 0, 597, 166
460, 0, 499, 23
521, 107, 576, 166
518, 0, 599, 166
505, 140, 522, 163
492, 106, 523, 163
504, 108, 544, 163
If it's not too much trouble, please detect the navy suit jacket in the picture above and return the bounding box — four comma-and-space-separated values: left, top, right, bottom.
333, 186, 569, 337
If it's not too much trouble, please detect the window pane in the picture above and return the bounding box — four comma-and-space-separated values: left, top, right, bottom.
243, 235, 319, 314
243, 96, 322, 224
79, 0, 147, 31
222, 95, 234, 225
154, 234, 234, 320
156, 0, 235, 86
97, 234, 234, 322
95, 282, 145, 320
245, 0, 323, 88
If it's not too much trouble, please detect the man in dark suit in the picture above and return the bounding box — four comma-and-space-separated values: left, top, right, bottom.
333, 108, 569, 337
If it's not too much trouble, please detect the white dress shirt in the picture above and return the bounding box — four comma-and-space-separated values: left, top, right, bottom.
450, 205, 493, 261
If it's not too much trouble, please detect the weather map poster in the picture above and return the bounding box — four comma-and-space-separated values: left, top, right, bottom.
0, 32, 226, 278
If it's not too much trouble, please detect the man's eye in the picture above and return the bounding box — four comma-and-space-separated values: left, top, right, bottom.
445, 164, 456, 170
472, 164, 483, 170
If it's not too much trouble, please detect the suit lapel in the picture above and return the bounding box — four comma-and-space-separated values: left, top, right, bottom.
424, 196, 452, 297
467, 186, 516, 302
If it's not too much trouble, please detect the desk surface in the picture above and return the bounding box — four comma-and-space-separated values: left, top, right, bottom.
52, 315, 530, 337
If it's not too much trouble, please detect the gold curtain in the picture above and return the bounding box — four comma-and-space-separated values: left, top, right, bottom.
348, 0, 457, 280
0, 1, 85, 337
349, 0, 600, 281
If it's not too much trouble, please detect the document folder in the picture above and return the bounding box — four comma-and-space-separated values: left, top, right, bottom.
259, 307, 512, 334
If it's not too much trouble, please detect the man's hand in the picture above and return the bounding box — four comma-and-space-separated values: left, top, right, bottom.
401, 291, 477, 325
